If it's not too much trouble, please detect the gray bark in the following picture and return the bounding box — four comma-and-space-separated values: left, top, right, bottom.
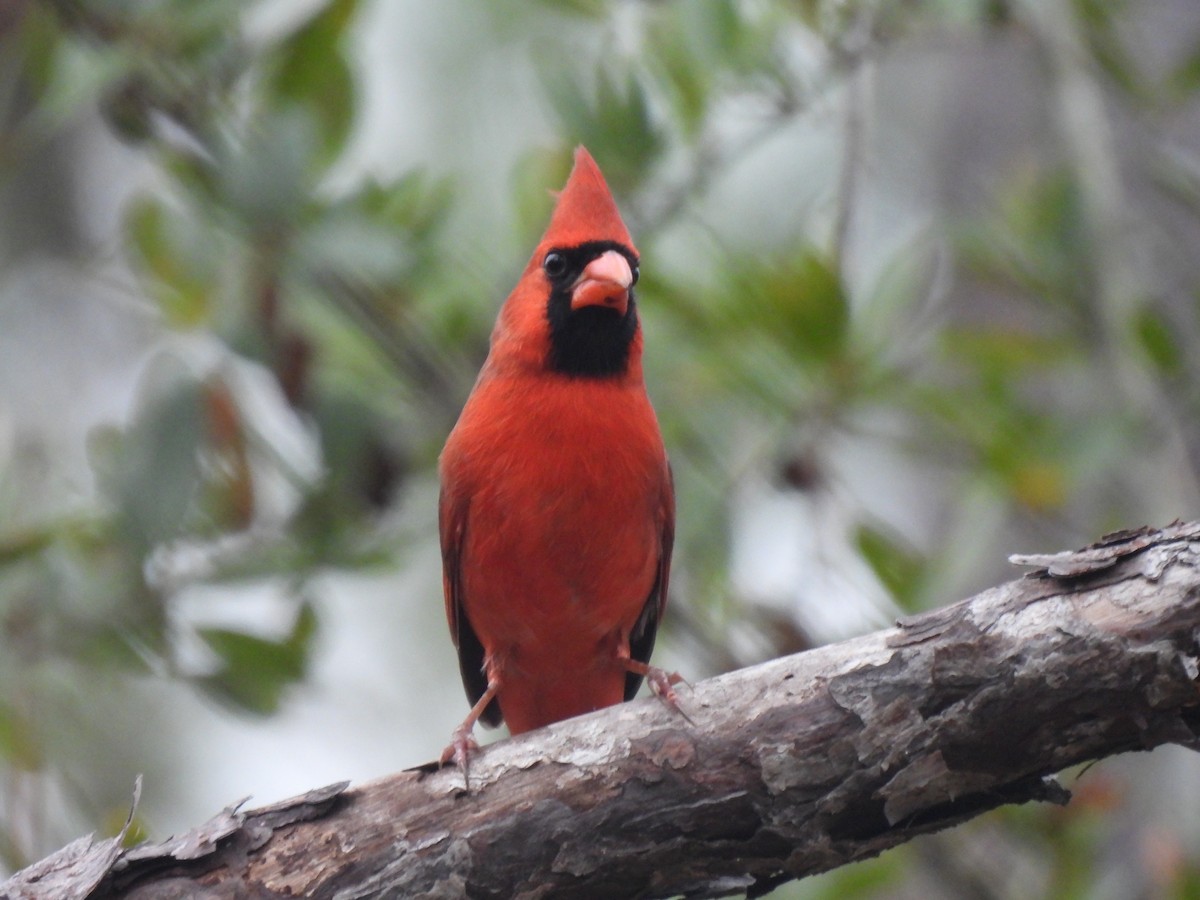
6, 522, 1200, 899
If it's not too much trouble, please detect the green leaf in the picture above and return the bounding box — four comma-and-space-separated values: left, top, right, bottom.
855, 524, 925, 611
534, 0, 610, 15
1074, 0, 1142, 98
942, 327, 1076, 376
102, 374, 207, 552
510, 147, 570, 249
543, 65, 663, 192
0, 702, 41, 770
36, 38, 133, 129
198, 602, 318, 715
1169, 35, 1200, 96
804, 848, 912, 899
0, 527, 56, 568
779, 250, 850, 361
101, 807, 149, 848
269, 0, 359, 164
9, 4, 61, 107
722, 248, 850, 365
643, 4, 747, 137
126, 199, 219, 326
216, 107, 318, 232
1132, 308, 1184, 378
957, 170, 1093, 312
298, 170, 454, 288
359, 170, 454, 238
1007, 460, 1068, 512
290, 392, 406, 557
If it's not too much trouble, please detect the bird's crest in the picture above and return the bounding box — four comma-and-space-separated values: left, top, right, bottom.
539, 147, 636, 255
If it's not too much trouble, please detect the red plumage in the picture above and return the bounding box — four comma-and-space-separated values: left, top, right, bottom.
438, 147, 677, 760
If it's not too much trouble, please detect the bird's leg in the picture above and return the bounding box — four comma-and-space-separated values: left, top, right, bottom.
439, 668, 502, 787
616, 645, 691, 722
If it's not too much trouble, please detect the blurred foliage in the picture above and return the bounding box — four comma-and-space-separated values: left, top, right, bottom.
1, 0, 1200, 896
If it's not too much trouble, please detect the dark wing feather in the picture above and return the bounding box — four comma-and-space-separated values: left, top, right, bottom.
439, 490, 503, 727
624, 461, 675, 701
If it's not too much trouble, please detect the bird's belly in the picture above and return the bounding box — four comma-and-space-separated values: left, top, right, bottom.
460, 468, 659, 665
463, 492, 657, 732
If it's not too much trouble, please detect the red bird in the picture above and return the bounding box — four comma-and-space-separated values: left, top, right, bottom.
439, 147, 678, 766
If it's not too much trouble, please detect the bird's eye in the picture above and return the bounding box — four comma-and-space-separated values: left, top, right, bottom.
631, 263, 640, 286
543, 252, 568, 279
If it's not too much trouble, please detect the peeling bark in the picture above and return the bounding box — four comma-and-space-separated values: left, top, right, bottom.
5, 523, 1200, 899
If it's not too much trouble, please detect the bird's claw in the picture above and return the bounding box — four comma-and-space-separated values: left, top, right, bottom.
644, 665, 693, 724
439, 726, 480, 788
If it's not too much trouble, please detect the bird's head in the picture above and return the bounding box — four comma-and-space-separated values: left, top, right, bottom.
491, 147, 642, 380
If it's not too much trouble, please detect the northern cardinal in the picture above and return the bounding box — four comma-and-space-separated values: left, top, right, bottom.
438, 147, 679, 768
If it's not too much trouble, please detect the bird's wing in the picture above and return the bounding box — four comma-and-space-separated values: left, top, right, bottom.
439, 487, 503, 727
625, 461, 675, 701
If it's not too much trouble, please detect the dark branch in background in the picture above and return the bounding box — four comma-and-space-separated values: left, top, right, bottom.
6, 522, 1200, 900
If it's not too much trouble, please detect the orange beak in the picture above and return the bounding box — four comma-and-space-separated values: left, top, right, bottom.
569, 250, 633, 315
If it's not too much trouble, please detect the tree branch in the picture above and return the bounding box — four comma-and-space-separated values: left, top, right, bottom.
8, 523, 1200, 900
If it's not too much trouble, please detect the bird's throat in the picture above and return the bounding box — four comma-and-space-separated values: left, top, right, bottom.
545, 300, 638, 378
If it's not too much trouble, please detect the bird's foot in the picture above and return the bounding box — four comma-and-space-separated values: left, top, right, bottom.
622, 656, 693, 724
439, 725, 480, 788
645, 665, 686, 705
